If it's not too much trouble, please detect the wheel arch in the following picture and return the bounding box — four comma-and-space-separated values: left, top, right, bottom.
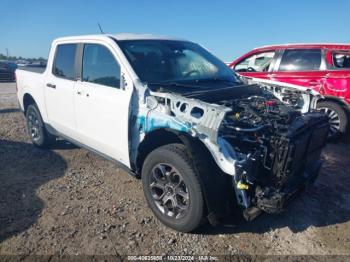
136, 128, 234, 225
22, 92, 50, 125
318, 95, 350, 113
136, 129, 184, 175
317, 96, 349, 138
23, 93, 37, 114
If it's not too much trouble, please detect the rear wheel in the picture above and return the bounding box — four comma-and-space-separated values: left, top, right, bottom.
141, 144, 205, 232
26, 104, 55, 148
317, 101, 348, 140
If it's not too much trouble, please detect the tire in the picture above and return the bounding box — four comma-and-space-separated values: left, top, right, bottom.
141, 144, 205, 232
317, 101, 348, 140
26, 104, 55, 148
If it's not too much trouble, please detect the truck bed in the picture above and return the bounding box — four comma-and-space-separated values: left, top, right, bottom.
17, 65, 46, 74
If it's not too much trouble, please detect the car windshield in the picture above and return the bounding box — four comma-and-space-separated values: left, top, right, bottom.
117, 39, 239, 88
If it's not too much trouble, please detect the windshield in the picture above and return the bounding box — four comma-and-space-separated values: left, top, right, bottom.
117, 40, 239, 87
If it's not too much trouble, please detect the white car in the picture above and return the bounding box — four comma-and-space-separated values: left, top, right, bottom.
16, 34, 329, 232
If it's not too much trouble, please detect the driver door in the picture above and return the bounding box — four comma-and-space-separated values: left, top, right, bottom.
233, 51, 276, 79
74, 43, 133, 167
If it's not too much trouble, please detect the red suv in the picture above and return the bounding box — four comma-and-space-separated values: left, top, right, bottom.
229, 44, 350, 139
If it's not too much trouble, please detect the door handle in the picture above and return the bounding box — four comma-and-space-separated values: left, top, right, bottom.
46, 83, 56, 89
77, 90, 89, 97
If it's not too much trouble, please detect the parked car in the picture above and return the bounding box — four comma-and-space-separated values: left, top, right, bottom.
18, 62, 47, 74
229, 43, 350, 139
0, 60, 17, 81
16, 34, 329, 232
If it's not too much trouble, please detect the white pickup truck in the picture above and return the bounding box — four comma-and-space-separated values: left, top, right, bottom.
16, 34, 329, 232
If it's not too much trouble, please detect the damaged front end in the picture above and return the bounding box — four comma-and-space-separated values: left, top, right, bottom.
132, 81, 329, 221
219, 90, 329, 219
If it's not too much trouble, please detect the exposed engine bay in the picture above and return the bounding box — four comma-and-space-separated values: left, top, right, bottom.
132, 80, 329, 220
218, 92, 329, 217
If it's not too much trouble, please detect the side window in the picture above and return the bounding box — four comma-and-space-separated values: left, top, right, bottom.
234, 51, 275, 72
278, 49, 321, 71
332, 51, 350, 69
234, 55, 254, 72
53, 44, 77, 79
82, 44, 121, 88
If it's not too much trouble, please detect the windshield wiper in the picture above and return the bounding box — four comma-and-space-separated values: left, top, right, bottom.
191, 78, 241, 84
146, 81, 212, 89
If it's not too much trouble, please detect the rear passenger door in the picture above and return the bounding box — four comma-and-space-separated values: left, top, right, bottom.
45, 43, 78, 138
270, 48, 327, 92
323, 49, 350, 104
74, 43, 133, 166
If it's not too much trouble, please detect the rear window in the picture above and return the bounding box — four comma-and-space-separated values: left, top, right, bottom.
278, 49, 321, 71
332, 51, 350, 69
53, 44, 77, 79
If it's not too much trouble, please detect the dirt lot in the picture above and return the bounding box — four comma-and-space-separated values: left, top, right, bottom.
1, 82, 350, 256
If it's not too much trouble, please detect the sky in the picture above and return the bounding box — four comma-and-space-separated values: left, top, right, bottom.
1, 0, 349, 62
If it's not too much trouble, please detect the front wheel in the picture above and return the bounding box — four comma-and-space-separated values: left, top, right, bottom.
141, 144, 205, 232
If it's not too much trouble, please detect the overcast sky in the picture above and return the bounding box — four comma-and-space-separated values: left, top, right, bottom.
1, 0, 349, 61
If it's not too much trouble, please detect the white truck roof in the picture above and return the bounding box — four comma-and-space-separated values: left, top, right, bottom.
52, 33, 187, 44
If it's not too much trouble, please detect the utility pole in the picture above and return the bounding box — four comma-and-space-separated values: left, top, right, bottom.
5, 48, 9, 59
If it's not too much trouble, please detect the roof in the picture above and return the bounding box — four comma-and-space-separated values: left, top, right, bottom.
53, 33, 187, 44
254, 43, 350, 50
110, 33, 186, 41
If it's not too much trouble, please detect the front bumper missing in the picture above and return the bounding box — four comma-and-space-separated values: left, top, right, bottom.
243, 160, 322, 221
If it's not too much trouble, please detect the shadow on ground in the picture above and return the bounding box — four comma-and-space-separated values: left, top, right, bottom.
0, 139, 67, 242
199, 134, 350, 235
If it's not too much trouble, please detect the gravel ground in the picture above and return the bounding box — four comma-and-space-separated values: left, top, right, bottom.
0, 82, 350, 256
